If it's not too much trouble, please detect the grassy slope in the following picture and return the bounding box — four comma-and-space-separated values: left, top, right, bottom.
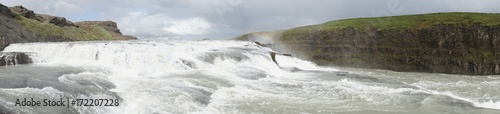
280, 12, 500, 37
14, 14, 115, 41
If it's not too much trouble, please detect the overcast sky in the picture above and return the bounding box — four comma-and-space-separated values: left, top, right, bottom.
1, 0, 500, 39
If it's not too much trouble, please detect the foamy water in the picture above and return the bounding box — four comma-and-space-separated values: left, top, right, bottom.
0, 40, 499, 114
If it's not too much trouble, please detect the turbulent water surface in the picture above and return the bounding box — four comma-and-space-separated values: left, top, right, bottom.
0, 40, 499, 114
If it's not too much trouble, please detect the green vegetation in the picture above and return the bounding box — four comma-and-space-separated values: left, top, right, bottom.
483, 51, 493, 58
86, 25, 114, 40
234, 12, 500, 75
14, 14, 114, 41
235, 12, 500, 41
285, 12, 500, 33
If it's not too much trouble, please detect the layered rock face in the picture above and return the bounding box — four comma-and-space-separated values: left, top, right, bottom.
0, 3, 137, 51
76, 21, 138, 40
0, 52, 33, 66
277, 25, 500, 75
236, 13, 500, 75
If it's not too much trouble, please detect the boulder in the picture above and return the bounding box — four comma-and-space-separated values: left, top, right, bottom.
0, 52, 33, 66
8, 6, 37, 20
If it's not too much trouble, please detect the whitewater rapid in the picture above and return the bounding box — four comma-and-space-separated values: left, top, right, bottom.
0, 40, 500, 114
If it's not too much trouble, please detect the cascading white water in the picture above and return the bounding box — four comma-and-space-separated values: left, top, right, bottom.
3, 40, 329, 74
1, 40, 500, 114
1, 40, 337, 113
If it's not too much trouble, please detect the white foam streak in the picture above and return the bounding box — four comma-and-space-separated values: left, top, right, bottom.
413, 84, 500, 110
275, 55, 339, 72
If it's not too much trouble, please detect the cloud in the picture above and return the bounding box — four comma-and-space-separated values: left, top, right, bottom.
0, 0, 81, 16
162, 18, 211, 35
117, 11, 212, 39
40, 0, 81, 15
443, 0, 500, 13
2, 0, 500, 39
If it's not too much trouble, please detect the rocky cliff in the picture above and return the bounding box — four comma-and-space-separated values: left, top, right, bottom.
236, 13, 500, 75
76, 21, 138, 40
0, 3, 136, 51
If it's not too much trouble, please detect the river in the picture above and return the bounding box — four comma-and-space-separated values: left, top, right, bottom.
0, 40, 499, 114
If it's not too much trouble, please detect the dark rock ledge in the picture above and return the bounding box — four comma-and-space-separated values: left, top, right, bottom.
0, 52, 33, 66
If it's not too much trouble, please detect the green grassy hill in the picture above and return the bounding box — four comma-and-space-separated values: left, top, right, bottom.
321, 12, 500, 30
236, 12, 500, 75
14, 15, 116, 41
0, 4, 136, 51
